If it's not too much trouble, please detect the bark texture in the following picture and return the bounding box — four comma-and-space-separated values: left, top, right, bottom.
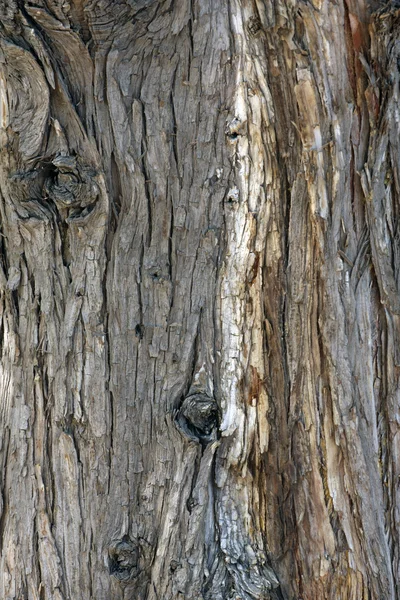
0, 1, 400, 599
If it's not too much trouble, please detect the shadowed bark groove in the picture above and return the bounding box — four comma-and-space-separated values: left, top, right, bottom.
1, 1, 400, 599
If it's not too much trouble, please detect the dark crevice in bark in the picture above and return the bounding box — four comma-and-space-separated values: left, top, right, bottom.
280, 166, 292, 432
11, 288, 19, 322
109, 152, 122, 223
186, 452, 202, 514
69, 0, 92, 44
166, 179, 174, 284
0, 429, 9, 557
35, 530, 45, 600
280, 284, 290, 425
349, 144, 358, 239
0, 316, 3, 361
141, 110, 152, 248
187, 0, 194, 74
108, 389, 115, 498
137, 241, 145, 336
186, 313, 202, 399
45, 423, 56, 522
59, 221, 71, 272
169, 85, 179, 172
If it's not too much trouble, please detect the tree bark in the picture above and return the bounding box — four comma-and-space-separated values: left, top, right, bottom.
0, 0, 400, 599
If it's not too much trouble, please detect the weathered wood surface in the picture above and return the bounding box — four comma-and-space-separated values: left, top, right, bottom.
0, 1, 400, 599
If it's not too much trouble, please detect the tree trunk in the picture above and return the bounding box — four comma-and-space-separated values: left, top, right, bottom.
0, 0, 399, 598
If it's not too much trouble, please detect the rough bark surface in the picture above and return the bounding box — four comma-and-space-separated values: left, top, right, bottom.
1, 1, 400, 599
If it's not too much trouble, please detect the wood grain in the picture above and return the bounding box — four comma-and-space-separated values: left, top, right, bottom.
0, 1, 399, 599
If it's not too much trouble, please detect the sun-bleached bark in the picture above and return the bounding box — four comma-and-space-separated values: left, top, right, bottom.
1, 1, 400, 599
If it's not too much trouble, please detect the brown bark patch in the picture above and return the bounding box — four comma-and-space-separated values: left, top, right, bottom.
247, 365, 262, 405
247, 251, 260, 286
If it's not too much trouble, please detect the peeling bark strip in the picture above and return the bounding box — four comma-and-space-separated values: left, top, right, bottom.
1, 0, 400, 599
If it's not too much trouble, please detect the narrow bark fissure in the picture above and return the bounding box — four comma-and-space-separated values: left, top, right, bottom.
109, 151, 122, 221
0, 315, 3, 361
169, 87, 179, 174
141, 113, 152, 248
0, 428, 9, 556
137, 242, 145, 335
166, 179, 174, 284
44, 423, 56, 521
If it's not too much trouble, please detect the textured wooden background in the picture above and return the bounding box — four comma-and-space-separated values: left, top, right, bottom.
0, 1, 399, 599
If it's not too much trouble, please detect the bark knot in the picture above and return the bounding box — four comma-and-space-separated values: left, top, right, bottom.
8, 154, 100, 222
175, 393, 220, 444
108, 536, 142, 582
44, 154, 99, 219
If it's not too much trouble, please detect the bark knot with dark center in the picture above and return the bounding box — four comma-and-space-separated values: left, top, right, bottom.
44, 154, 99, 219
176, 393, 220, 444
108, 536, 141, 582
